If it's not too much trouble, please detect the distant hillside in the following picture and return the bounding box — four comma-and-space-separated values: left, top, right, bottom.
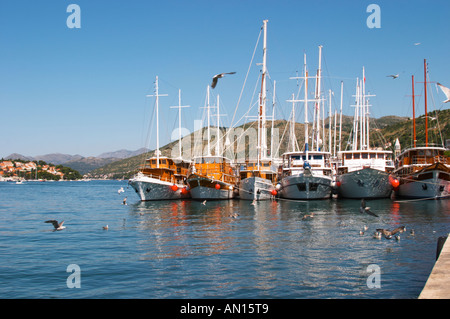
97, 148, 149, 159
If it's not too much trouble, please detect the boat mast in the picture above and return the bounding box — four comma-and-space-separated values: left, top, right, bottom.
270, 80, 276, 161
339, 81, 343, 153
147, 76, 168, 168
315, 45, 323, 151
412, 75, 416, 147
170, 89, 190, 159
207, 85, 211, 156
259, 19, 268, 162
304, 53, 309, 156
424, 59, 428, 147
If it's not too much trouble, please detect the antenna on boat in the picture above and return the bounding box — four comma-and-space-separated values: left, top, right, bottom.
170, 89, 190, 160
147, 76, 168, 168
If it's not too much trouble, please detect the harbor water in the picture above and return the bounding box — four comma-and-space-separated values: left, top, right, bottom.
0, 180, 449, 299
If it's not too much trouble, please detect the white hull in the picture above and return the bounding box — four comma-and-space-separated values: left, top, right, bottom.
187, 175, 235, 200
397, 170, 450, 199
337, 168, 392, 199
128, 175, 189, 201
239, 177, 275, 200
280, 174, 332, 200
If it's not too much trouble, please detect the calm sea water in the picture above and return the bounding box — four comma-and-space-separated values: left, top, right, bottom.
0, 180, 449, 299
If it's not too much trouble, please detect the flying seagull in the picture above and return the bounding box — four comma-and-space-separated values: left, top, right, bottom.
211, 72, 236, 89
414, 42, 421, 46
45, 220, 66, 231
437, 82, 450, 103
376, 226, 406, 239
387, 74, 399, 79
360, 199, 379, 217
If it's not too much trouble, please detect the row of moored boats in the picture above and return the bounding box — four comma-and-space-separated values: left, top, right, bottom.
128, 20, 450, 202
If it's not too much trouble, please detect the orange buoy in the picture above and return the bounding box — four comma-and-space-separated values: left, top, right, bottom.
215, 183, 221, 190
271, 190, 277, 196
336, 181, 341, 187
171, 184, 178, 191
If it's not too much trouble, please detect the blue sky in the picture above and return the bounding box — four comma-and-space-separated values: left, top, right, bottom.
1, 0, 449, 158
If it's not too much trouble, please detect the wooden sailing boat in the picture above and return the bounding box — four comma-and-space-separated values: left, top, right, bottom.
186, 86, 238, 200
393, 60, 450, 199
238, 20, 278, 201
279, 46, 333, 200
336, 68, 395, 199
129, 76, 191, 201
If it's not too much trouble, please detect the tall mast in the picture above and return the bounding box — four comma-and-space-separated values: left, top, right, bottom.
170, 89, 190, 159
216, 95, 220, 156
315, 45, 323, 151
304, 53, 309, 154
207, 85, 211, 156
412, 75, 416, 147
362, 68, 366, 149
259, 19, 268, 161
339, 81, 343, 153
328, 89, 332, 153
147, 76, 168, 168
424, 59, 428, 147
270, 80, 276, 161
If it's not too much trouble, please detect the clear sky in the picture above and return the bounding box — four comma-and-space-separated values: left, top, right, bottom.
1, 0, 449, 158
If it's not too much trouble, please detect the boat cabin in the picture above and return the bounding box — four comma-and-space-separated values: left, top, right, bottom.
239, 160, 278, 183
394, 146, 449, 176
337, 150, 395, 174
190, 156, 237, 184
281, 151, 332, 177
140, 156, 190, 185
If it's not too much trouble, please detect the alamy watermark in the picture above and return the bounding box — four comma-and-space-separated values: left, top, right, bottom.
67, 264, 81, 288
66, 4, 81, 29
366, 264, 381, 289
366, 4, 381, 29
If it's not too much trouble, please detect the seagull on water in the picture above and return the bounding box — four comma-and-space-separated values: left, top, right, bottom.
360, 199, 379, 217
302, 213, 314, 220
387, 74, 399, 79
211, 72, 236, 89
45, 220, 66, 231
437, 82, 450, 103
103, 225, 109, 230
376, 226, 406, 239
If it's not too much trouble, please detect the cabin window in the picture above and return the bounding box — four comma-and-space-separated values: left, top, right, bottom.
362, 153, 368, 159
370, 153, 376, 159
161, 160, 167, 164
151, 160, 156, 164
291, 155, 301, 160
345, 154, 352, 160
438, 173, 450, 181
377, 153, 384, 159
313, 155, 323, 160
354, 153, 360, 159
297, 183, 306, 191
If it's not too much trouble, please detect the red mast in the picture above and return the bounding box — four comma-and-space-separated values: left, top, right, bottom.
424, 59, 428, 147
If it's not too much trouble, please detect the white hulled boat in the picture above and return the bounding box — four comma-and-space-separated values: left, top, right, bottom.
129, 77, 191, 201
279, 46, 333, 200
336, 69, 395, 199
238, 20, 278, 201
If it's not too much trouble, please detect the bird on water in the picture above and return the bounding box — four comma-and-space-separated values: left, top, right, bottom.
376, 226, 406, 239
360, 199, 379, 217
